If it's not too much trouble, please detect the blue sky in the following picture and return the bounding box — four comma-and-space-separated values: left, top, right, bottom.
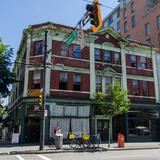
0, 0, 119, 105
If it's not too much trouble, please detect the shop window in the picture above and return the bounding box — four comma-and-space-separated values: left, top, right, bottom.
142, 81, 148, 96
33, 70, 41, 89
145, 23, 151, 36
60, 44, 68, 57
96, 76, 102, 92
128, 119, 151, 136
157, 15, 160, 29
124, 21, 128, 33
59, 72, 67, 90
73, 45, 81, 59
130, 2, 136, 13
104, 51, 111, 63
73, 73, 81, 91
105, 77, 112, 94
132, 80, 139, 95
95, 49, 101, 61
140, 57, 146, 69
34, 41, 43, 55
130, 55, 137, 67
131, 15, 136, 28
114, 52, 120, 64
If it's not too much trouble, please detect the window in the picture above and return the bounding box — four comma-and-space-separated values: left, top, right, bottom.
59, 72, 67, 90
117, 9, 120, 18
96, 76, 102, 92
130, 55, 137, 67
131, 15, 136, 28
158, 33, 160, 48
145, 23, 151, 36
142, 81, 148, 96
130, 2, 136, 13
114, 52, 120, 64
104, 51, 111, 63
105, 77, 112, 94
124, 21, 128, 33
117, 21, 120, 31
123, 8, 127, 18
33, 70, 41, 89
109, 17, 113, 24
157, 16, 160, 29
132, 80, 139, 95
140, 57, 146, 69
73, 45, 81, 59
95, 49, 101, 61
145, 39, 152, 45
60, 44, 68, 57
34, 41, 43, 55
73, 74, 81, 91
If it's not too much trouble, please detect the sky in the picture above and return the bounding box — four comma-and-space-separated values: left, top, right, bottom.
0, 0, 119, 105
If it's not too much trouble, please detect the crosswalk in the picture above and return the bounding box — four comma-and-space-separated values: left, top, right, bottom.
15, 155, 52, 160
0, 154, 54, 160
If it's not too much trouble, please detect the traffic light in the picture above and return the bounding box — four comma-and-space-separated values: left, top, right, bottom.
86, 0, 102, 32
38, 93, 43, 108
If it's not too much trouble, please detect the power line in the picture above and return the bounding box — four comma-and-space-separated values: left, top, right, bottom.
83, 0, 115, 9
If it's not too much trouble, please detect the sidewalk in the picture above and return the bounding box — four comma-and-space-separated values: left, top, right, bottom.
0, 142, 160, 155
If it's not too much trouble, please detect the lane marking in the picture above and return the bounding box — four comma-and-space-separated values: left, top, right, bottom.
38, 155, 52, 160
15, 155, 25, 160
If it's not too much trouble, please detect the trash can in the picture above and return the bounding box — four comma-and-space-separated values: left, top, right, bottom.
118, 133, 125, 148
55, 133, 63, 149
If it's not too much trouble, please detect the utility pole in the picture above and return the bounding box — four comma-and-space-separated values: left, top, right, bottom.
39, 30, 48, 150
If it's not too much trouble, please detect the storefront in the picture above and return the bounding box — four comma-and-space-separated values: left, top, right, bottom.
127, 107, 160, 142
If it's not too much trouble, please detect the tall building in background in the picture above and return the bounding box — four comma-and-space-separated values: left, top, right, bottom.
103, 0, 160, 48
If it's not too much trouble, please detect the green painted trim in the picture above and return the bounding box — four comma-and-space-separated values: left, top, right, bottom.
127, 75, 154, 81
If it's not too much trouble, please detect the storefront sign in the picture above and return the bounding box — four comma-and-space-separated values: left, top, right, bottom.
11, 133, 19, 144
27, 89, 40, 97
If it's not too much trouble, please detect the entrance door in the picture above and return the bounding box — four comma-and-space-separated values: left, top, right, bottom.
25, 118, 40, 143
97, 120, 109, 142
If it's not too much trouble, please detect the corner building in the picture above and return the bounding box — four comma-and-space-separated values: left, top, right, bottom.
8, 22, 160, 143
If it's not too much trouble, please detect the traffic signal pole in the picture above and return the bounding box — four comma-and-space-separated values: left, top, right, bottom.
39, 30, 48, 150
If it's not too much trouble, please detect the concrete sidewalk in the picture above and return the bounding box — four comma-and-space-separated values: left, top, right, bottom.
0, 142, 160, 155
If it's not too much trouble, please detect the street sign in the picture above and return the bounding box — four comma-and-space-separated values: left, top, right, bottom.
82, 13, 90, 27
66, 30, 78, 46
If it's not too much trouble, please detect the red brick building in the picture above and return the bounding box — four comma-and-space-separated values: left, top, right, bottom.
103, 0, 160, 49
8, 22, 160, 143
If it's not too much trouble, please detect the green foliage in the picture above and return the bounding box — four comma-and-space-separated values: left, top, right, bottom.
94, 81, 130, 118
0, 38, 17, 97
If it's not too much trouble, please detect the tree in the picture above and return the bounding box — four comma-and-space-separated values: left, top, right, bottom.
94, 81, 130, 148
0, 38, 16, 97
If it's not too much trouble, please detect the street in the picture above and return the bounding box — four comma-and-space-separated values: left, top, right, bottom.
0, 149, 160, 160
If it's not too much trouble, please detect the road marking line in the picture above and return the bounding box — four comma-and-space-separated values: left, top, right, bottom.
38, 155, 51, 160
15, 155, 25, 160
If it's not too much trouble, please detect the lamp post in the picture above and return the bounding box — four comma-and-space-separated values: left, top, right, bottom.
39, 30, 48, 150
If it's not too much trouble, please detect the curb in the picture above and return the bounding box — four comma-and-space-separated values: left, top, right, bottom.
1, 147, 160, 155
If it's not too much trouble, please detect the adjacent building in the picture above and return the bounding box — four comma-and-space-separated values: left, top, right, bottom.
103, 0, 160, 49
8, 22, 160, 143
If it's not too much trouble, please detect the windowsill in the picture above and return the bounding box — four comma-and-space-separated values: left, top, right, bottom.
53, 55, 89, 62
126, 66, 153, 71
95, 61, 121, 67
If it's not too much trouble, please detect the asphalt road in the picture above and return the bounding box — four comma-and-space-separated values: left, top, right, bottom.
0, 149, 160, 160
